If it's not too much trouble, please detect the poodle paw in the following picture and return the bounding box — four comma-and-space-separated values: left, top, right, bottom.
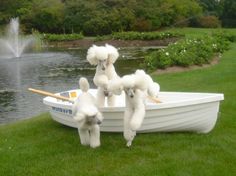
90, 141, 100, 148
124, 130, 136, 145
80, 141, 90, 146
126, 141, 132, 147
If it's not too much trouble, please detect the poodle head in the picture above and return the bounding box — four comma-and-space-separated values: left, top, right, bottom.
74, 105, 103, 125
122, 74, 136, 98
107, 78, 123, 95
86, 45, 108, 68
105, 44, 119, 64
122, 73, 148, 98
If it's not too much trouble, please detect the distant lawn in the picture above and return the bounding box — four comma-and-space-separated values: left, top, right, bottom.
1, 30, 236, 176
168, 27, 236, 38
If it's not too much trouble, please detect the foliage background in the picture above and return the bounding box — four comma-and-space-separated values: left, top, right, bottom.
0, 0, 235, 35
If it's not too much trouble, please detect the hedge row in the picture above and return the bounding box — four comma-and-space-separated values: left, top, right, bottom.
111, 31, 184, 40
42, 33, 84, 41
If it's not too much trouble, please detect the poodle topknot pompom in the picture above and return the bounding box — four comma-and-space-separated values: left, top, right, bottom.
87, 45, 108, 65
121, 74, 136, 89
122, 73, 148, 91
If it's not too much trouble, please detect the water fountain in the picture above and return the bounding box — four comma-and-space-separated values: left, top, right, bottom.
0, 17, 34, 58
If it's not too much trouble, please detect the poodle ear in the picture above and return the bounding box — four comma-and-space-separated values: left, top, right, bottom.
87, 45, 99, 65
105, 44, 119, 64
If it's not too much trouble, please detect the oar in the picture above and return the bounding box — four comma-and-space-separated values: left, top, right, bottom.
28, 88, 74, 103
147, 96, 162, 103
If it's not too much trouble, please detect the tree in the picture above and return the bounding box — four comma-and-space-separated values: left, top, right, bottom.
220, 0, 236, 27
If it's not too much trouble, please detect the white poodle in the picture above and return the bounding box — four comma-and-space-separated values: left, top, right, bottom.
135, 69, 160, 98
86, 44, 120, 107
108, 73, 148, 147
72, 77, 104, 148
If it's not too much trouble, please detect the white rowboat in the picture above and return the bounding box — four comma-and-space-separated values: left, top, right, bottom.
43, 89, 224, 133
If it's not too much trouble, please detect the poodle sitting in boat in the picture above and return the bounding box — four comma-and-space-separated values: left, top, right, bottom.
72, 77, 104, 148
108, 72, 148, 147
87, 44, 120, 107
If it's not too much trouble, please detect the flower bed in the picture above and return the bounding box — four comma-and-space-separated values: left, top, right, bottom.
144, 32, 233, 71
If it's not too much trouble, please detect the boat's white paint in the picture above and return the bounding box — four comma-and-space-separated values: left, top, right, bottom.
43, 89, 224, 133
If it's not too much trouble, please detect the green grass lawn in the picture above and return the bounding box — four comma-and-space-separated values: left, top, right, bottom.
1, 30, 236, 176
169, 27, 236, 38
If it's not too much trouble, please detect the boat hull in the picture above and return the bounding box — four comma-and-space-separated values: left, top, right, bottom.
43, 90, 224, 133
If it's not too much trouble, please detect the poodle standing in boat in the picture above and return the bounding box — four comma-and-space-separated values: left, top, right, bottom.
86, 44, 120, 107
109, 72, 148, 147
72, 77, 104, 148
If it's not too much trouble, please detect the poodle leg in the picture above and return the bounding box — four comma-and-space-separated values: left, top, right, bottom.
107, 94, 116, 107
97, 88, 105, 107
126, 130, 136, 147
130, 103, 145, 131
78, 128, 90, 146
89, 125, 101, 148
124, 108, 136, 147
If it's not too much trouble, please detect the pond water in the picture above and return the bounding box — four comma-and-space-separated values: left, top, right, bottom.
0, 47, 153, 124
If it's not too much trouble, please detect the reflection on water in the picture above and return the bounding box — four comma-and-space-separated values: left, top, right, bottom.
0, 47, 153, 124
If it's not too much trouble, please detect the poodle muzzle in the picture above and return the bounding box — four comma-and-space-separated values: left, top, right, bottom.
125, 88, 135, 98
98, 60, 107, 71
85, 115, 102, 125
103, 88, 112, 97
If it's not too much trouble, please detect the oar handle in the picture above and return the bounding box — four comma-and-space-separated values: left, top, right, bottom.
147, 96, 162, 103
28, 88, 74, 103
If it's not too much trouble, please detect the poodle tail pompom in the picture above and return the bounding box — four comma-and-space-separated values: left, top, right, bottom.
79, 77, 90, 92
87, 45, 98, 65
105, 44, 119, 63
135, 69, 146, 76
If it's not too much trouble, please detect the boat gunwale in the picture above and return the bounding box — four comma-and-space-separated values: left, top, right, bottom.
43, 89, 224, 112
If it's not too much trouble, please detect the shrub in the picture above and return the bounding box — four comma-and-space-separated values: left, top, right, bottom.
197, 16, 221, 28
144, 34, 231, 71
132, 18, 153, 32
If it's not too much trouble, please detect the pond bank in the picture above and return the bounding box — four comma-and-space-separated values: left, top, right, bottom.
46, 37, 179, 48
